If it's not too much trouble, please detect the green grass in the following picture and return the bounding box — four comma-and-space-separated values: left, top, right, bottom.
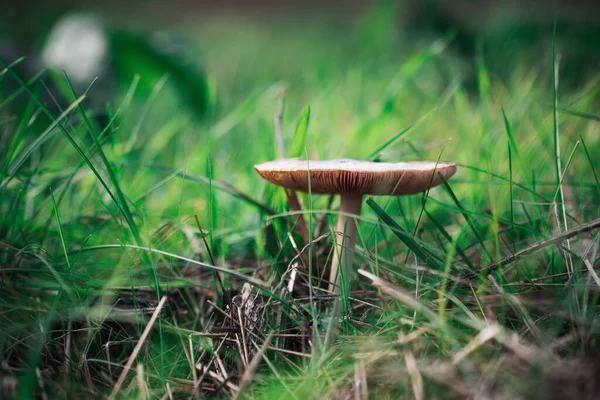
1, 9, 600, 399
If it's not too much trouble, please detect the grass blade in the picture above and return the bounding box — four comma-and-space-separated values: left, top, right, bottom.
368, 108, 437, 161
61, 73, 147, 255
367, 198, 442, 269
50, 189, 71, 274
1, 60, 149, 263
580, 135, 600, 193
288, 105, 310, 158
438, 173, 493, 263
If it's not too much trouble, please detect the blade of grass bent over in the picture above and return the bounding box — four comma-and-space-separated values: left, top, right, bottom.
367, 198, 442, 269
62, 73, 149, 265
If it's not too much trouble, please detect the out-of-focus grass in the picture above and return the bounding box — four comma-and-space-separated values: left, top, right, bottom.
1, 5, 600, 399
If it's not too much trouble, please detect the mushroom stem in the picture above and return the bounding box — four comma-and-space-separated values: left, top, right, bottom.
329, 193, 363, 293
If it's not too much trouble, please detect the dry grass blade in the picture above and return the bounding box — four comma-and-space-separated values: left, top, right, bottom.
233, 332, 274, 400
354, 360, 368, 400
108, 296, 168, 400
581, 233, 600, 287
452, 324, 500, 365
492, 327, 540, 363
358, 269, 439, 324
397, 327, 430, 344
136, 363, 150, 400
420, 363, 473, 398
196, 364, 240, 392
35, 368, 49, 400
237, 307, 250, 367
404, 351, 423, 400
195, 336, 228, 391
82, 355, 94, 390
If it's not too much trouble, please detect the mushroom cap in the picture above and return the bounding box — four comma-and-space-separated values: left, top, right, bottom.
254, 158, 457, 195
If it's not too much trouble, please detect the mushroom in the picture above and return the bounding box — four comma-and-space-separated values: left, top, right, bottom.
254, 158, 457, 293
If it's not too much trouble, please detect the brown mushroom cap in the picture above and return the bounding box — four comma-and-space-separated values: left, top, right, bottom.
254, 158, 457, 195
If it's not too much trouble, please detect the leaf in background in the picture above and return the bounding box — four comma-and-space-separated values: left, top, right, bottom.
288, 105, 310, 158
383, 30, 456, 112
110, 31, 209, 118
355, 0, 399, 51
559, 108, 600, 122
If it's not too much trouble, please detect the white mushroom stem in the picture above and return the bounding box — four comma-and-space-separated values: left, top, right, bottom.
329, 193, 363, 293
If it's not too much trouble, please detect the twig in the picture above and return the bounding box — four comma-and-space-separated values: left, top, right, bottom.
471, 217, 600, 278
82, 354, 94, 389
64, 319, 72, 372
233, 332, 274, 400
206, 300, 311, 358
582, 233, 600, 287
196, 337, 227, 389
196, 364, 239, 392
108, 296, 168, 400
237, 307, 249, 367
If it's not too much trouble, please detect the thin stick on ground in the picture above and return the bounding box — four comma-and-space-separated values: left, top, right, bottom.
237, 307, 250, 367
582, 233, 600, 287
196, 337, 228, 390
233, 332, 274, 400
196, 364, 240, 392
108, 296, 168, 400
471, 217, 600, 278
